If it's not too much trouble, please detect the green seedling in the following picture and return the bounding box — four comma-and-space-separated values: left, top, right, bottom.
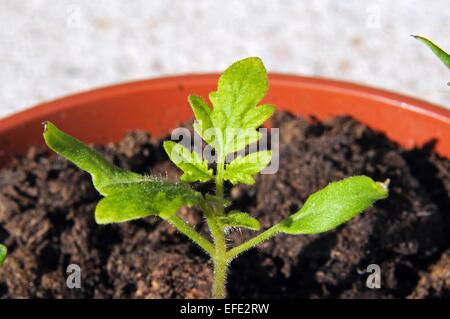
413, 35, 450, 85
43, 57, 388, 298
0, 244, 6, 266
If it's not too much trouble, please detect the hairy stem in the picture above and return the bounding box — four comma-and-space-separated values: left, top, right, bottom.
215, 160, 225, 205
208, 207, 227, 298
212, 251, 227, 299
205, 156, 229, 298
227, 224, 281, 261
165, 214, 214, 256
203, 214, 228, 299
201, 154, 283, 297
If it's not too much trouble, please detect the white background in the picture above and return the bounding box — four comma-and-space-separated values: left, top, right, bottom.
0, 0, 449, 118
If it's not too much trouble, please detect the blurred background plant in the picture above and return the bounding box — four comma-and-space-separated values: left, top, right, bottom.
0, 0, 448, 118
413, 35, 450, 85
0, 244, 6, 266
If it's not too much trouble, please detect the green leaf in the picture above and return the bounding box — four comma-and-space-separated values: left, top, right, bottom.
279, 176, 389, 235
191, 57, 274, 157
0, 244, 6, 266
96, 181, 200, 224
219, 211, 260, 231
188, 95, 214, 144
163, 141, 213, 183
43, 122, 141, 196
211, 57, 268, 122
44, 122, 202, 224
224, 150, 272, 185
413, 35, 450, 69
241, 104, 276, 129
224, 128, 262, 155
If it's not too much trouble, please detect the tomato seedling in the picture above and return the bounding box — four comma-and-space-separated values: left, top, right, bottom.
43, 57, 388, 298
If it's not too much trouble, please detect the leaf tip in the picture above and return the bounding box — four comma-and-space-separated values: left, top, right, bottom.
187, 94, 198, 103
42, 121, 54, 136
42, 121, 61, 147
412, 34, 429, 44
244, 56, 266, 72
43, 121, 55, 146
376, 178, 390, 197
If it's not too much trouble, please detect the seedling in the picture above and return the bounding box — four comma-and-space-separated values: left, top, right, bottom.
43, 57, 388, 298
0, 244, 6, 266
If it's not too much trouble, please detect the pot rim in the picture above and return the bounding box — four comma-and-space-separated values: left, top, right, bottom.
1, 73, 449, 131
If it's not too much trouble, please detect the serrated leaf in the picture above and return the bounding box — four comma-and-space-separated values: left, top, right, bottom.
163, 141, 213, 182
220, 211, 260, 231
241, 104, 275, 129
192, 57, 274, 157
211, 57, 268, 121
43, 122, 141, 195
224, 150, 272, 185
189, 95, 214, 143
414, 35, 450, 68
225, 128, 262, 154
279, 176, 388, 235
0, 244, 7, 266
96, 181, 200, 224
44, 122, 202, 224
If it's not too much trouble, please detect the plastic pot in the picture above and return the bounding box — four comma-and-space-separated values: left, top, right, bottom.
0, 74, 449, 167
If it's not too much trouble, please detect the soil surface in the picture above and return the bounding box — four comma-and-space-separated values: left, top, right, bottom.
0, 112, 449, 299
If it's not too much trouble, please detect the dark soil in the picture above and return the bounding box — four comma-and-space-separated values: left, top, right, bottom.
0, 112, 449, 299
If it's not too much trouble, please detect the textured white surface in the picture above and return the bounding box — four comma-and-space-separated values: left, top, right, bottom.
0, 0, 449, 118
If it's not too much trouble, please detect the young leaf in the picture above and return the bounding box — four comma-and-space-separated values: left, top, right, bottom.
224, 150, 272, 185
211, 57, 268, 124
43, 122, 141, 196
163, 141, 213, 182
188, 95, 214, 145
413, 35, 450, 68
190, 57, 275, 157
224, 128, 262, 155
0, 244, 6, 266
219, 211, 260, 231
279, 176, 388, 235
96, 181, 200, 224
241, 104, 276, 129
44, 122, 202, 224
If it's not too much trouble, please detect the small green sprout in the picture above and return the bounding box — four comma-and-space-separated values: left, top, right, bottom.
0, 244, 6, 266
43, 57, 388, 298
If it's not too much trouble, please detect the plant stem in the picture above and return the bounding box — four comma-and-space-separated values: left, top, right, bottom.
212, 251, 227, 299
226, 224, 281, 260
203, 208, 228, 298
207, 156, 229, 298
215, 160, 225, 204
165, 214, 214, 256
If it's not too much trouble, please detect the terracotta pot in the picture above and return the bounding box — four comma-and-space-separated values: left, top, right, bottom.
0, 74, 449, 167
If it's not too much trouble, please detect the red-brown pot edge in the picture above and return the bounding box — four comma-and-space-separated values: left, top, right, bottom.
0, 73, 449, 167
